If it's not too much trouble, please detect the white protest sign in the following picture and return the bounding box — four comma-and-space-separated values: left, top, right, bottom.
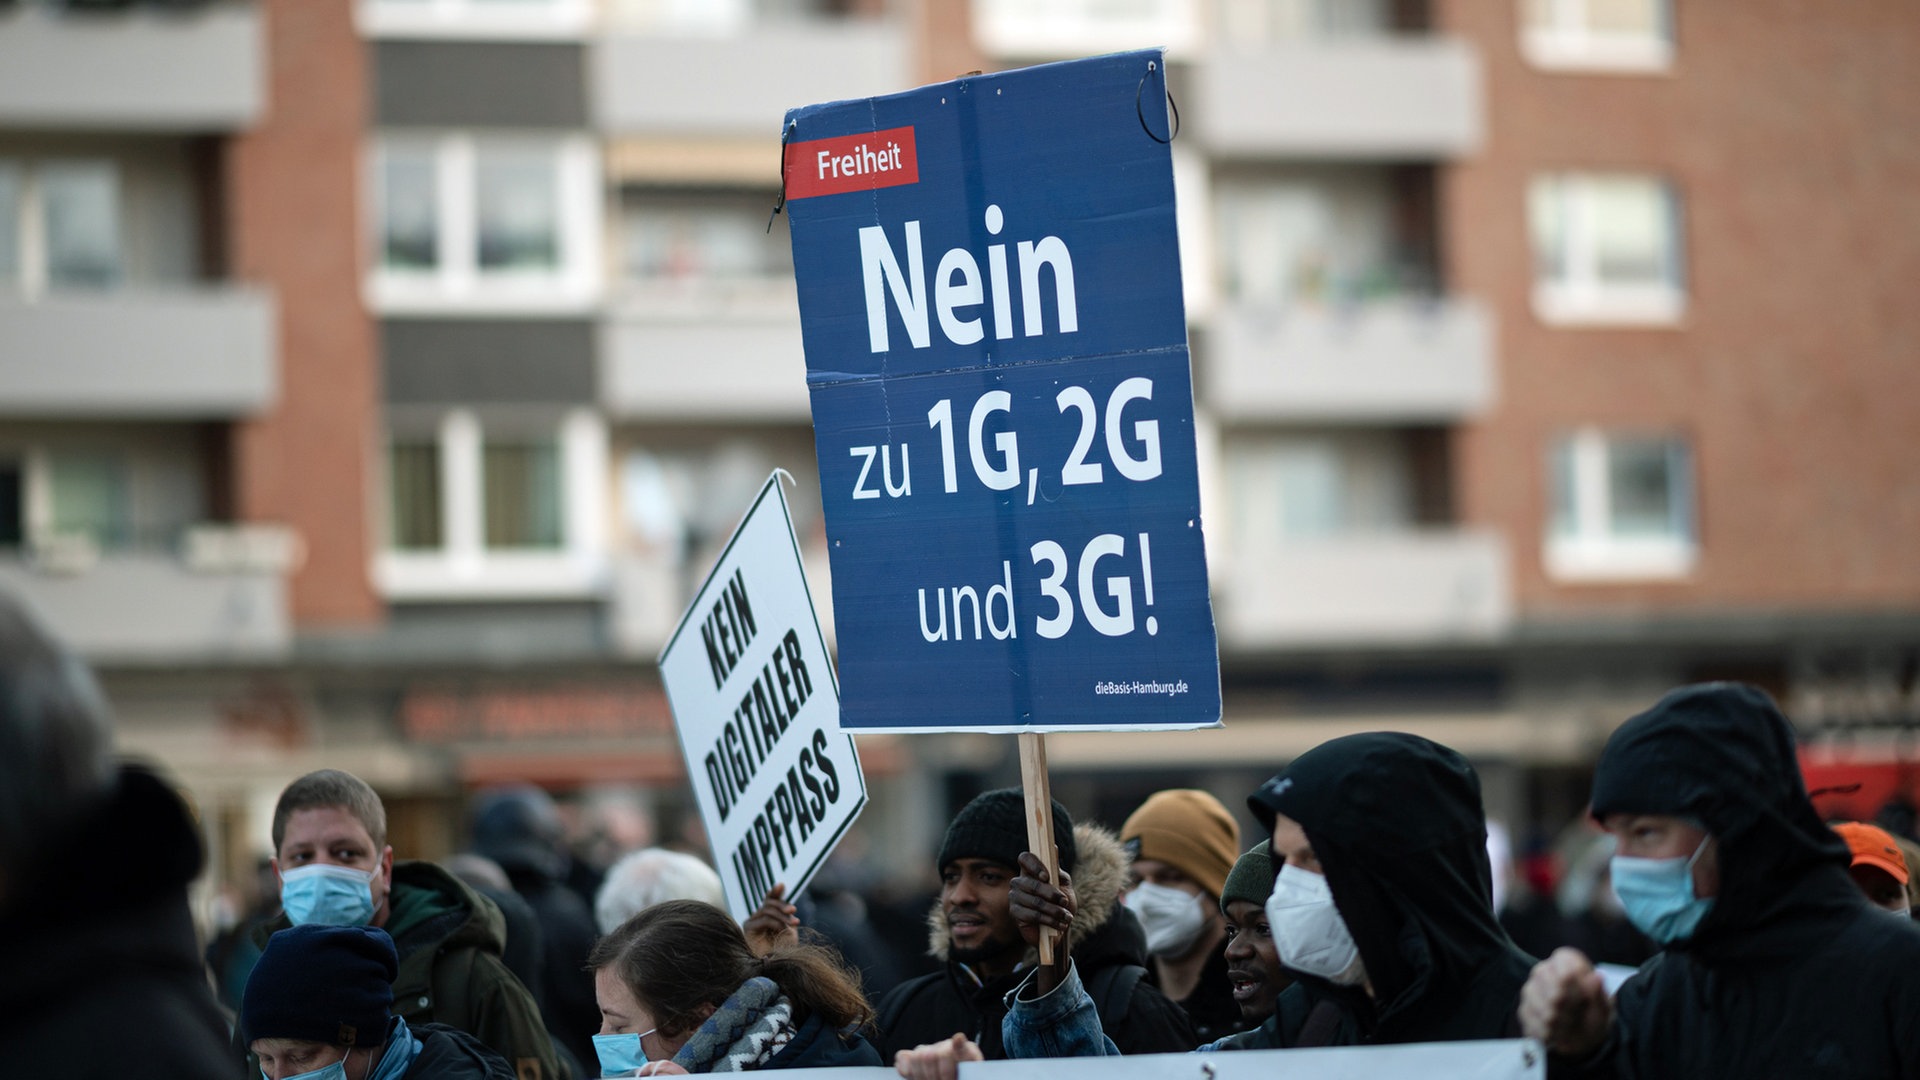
659, 473, 866, 924
969, 1040, 1543, 1080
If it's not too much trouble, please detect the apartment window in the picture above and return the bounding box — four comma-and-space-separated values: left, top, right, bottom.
1529, 172, 1683, 325
378, 409, 606, 598
46, 450, 131, 550
482, 437, 562, 549
1214, 166, 1434, 305
1546, 429, 1695, 580
1227, 433, 1416, 552
0, 158, 122, 296
372, 134, 598, 311
388, 441, 443, 550
0, 459, 23, 548
973, 0, 1202, 60
1218, 0, 1395, 44
1522, 0, 1673, 72
620, 189, 791, 286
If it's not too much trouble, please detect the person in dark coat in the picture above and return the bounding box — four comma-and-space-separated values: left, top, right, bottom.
245, 924, 514, 1079
471, 785, 603, 1072
875, 788, 1194, 1063
588, 899, 880, 1073
1118, 789, 1249, 1043
1520, 682, 1920, 1078
1246, 732, 1537, 1046
0, 595, 232, 1078
257, 770, 567, 1080
973, 734, 1526, 1070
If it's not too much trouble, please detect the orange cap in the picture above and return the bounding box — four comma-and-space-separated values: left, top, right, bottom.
1835, 822, 1910, 884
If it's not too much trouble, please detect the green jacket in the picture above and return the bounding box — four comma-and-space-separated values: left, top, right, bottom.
257, 861, 568, 1080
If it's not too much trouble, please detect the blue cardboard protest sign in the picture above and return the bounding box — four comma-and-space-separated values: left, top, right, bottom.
785, 50, 1220, 733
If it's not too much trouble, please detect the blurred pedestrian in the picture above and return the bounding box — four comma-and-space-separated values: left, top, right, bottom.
873, 788, 1193, 1062
1118, 789, 1248, 1041
1519, 683, 1920, 1078
471, 785, 602, 1072
0, 595, 231, 1077
588, 899, 880, 1074
1831, 820, 1911, 918
595, 847, 727, 935
259, 770, 565, 1079
245, 924, 513, 1079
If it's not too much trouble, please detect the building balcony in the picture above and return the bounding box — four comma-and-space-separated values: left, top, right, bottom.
1215, 530, 1511, 649
1200, 298, 1493, 422
601, 290, 811, 421
594, 18, 911, 137
0, 2, 264, 131
0, 525, 295, 662
0, 287, 276, 417
1193, 37, 1482, 159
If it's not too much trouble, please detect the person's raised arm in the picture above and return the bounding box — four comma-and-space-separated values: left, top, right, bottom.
742, 883, 800, 957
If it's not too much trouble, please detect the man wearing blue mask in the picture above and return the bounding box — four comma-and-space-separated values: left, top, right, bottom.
244, 924, 512, 1079
1519, 683, 1920, 1078
254, 770, 568, 1080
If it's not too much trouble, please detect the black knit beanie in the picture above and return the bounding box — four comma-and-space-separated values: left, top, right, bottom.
1218, 840, 1274, 914
242, 925, 397, 1047
937, 787, 1076, 874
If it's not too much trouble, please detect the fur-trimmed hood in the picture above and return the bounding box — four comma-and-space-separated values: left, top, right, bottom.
926, 821, 1132, 963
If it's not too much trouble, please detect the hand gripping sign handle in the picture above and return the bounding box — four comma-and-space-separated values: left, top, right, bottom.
1019, 732, 1061, 965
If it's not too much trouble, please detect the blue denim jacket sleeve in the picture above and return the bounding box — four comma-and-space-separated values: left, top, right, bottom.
1000, 961, 1122, 1058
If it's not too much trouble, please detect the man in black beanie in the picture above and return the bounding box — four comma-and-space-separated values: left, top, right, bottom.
874, 788, 1192, 1064
244, 924, 515, 1079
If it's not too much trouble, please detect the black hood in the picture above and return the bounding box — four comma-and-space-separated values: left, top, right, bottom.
1589, 682, 1856, 958
1249, 732, 1521, 1029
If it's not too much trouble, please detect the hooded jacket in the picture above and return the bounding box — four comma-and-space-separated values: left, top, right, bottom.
0, 767, 233, 1079
1248, 732, 1536, 1046
257, 860, 567, 1080
761, 1011, 883, 1070
874, 823, 1195, 1059
1567, 683, 1920, 1079
402, 1022, 520, 1079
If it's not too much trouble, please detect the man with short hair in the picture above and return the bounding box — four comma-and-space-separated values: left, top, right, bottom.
874, 788, 1193, 1063
244, 924, 512, 1079
0, 595, 231, 1078
1520, 683, 1920, 1078
1119, 789, 1246, 1041
260, 769, 568, 1080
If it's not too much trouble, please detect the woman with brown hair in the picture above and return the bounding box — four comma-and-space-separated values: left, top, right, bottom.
587, 899, 880, 1076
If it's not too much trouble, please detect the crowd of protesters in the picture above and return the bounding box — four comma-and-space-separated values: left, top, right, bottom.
5, 591, 1920, 1079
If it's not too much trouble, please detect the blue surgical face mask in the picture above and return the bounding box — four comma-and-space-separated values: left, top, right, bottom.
593, 1028, 656, 1077
1611, 836, 1715, 944
280, 863, 377, 927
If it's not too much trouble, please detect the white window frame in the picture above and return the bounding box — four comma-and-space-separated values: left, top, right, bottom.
375, 407, 609, 599
1529, 172, 1685, 327
1521, 0, 1674, 74
358, 0, 593, 41
368, 133, 601, 315
1544, 428, 1696, 582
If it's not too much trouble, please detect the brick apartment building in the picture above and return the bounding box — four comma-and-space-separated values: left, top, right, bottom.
1, 0, 1916, 908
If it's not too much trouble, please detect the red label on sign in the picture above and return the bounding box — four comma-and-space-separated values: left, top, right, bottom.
785, 126, 919, 201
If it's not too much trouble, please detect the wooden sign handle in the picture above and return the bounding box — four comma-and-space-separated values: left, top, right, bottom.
1018, 731, 1061, 965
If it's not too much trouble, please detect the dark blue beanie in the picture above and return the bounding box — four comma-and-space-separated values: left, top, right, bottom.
242, 925, 396, 1047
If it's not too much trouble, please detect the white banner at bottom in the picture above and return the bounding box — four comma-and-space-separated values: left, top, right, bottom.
767, 1039, 1543, 1080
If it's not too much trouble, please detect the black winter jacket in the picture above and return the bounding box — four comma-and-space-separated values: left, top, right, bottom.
874, 823, 1195, 1059
0, 767, 234, 1079
1249, 732, 1537, 1046
762, 1011, 883, 1070
406, 1022, 518, 1079
1564, 682, 1920, 1079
